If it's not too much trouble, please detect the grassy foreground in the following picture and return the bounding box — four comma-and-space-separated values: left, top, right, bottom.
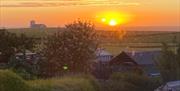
0, 70, 100, 91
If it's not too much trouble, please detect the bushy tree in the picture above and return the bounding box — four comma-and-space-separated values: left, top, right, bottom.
156, 43, 180, 83
177, 44, 180, 80
39, 20, 98, 77
0, 29, 36, 63
0, 29, 17, 63
8, 33, 37, 79
0, 29, 37, 79
16, 33, 37, 57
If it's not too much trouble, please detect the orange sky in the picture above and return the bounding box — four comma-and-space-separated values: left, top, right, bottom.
0, 0, 179, 28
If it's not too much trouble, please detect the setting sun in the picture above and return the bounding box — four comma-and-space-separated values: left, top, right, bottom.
109, 19, 117, 26
97, 11, 132, 27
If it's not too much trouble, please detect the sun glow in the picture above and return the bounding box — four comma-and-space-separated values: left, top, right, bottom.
97, 11, 132, 26
109, 19, 117, 26
101, 18, 106, 22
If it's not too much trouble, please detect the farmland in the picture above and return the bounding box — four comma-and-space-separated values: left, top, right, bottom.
6, 27, 180, 55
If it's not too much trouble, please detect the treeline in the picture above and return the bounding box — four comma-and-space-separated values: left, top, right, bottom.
156, 43, 180, 83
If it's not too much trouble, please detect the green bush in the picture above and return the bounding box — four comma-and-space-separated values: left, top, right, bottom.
0, 70, 30, 91
28, 75, 100, 91
104, 72, 159, 91
0, 70, 99, 91
70, 74, 100, 91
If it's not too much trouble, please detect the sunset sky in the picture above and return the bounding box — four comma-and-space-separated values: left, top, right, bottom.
0, 0, 179, 28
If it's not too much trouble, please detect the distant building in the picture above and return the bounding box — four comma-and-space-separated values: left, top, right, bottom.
109, 51, 142, 73
92, 49, 113, 79
127, 50, 161, 77
15, 51, 39, 65
0, 50, 39, 66
30, 20, 47, 29
93, 50, 143, 79
91, 49, 162, 79
96, 48, 113, 63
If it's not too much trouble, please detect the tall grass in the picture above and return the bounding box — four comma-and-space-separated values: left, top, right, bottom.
0, 70, 99, 91
28, 75, 100, 91
0, 70, 30, 91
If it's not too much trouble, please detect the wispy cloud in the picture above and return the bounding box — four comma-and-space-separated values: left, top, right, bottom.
1, 0, 140, 7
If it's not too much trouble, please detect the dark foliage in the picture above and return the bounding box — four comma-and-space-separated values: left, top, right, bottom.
101, 72, 160, 91
155, 43, 180, 83
39, 20, 98, 77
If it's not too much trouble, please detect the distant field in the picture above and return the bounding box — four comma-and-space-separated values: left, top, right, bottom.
102, 43, 177, 55
6, 28, 180, 55
7, 28, 62, 38
121, 31, 180, 43
7, 28, 180, 42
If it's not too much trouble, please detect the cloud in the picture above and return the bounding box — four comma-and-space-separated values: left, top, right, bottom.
0, 0, 140, 7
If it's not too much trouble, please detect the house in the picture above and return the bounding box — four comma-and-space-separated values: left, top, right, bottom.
0, 51, 39, 69
127, 51, 161, 77
95, 48, 113, 63
93, 50, 144, 79
30, 20, 47, 29
92, 49, 113, 79
109, 51, 142, 73
15, 51, 39, 65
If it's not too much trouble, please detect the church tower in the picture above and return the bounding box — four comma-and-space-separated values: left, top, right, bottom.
30, 20, 35, 28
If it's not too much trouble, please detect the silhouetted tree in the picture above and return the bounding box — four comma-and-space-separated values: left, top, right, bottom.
0, 29, 18, 63
177, 44, 180, 80
172, 35, 177, 44
156, 43, 180, 83
0, 29, 37, 79
39, 20, 98, 77
9, 34, 37, 79
0, 29, 36, 63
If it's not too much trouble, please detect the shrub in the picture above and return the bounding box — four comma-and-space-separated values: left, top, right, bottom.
0, 70, 30, 91
70, 74, 100, 91
104, 72, 159, 91
0, 70, 99, 91
8, 56, 38, 80
28, 75, 100, 91
11, 68, 37, 80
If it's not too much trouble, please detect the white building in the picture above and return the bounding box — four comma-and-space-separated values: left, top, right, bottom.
96, 48, 113, 63
30, 20, 46, 29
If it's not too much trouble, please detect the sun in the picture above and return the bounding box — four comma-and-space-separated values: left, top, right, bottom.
109, 19, 117, 26
96, 11, 131, 26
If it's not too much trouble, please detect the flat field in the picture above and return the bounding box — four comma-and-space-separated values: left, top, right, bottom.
6, 28, 180, 55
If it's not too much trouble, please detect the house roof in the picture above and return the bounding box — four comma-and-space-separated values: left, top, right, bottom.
16, 50, 36, 56
126, 51, 161, 75
109, 51, 138, 65
127, 51, 161, 65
